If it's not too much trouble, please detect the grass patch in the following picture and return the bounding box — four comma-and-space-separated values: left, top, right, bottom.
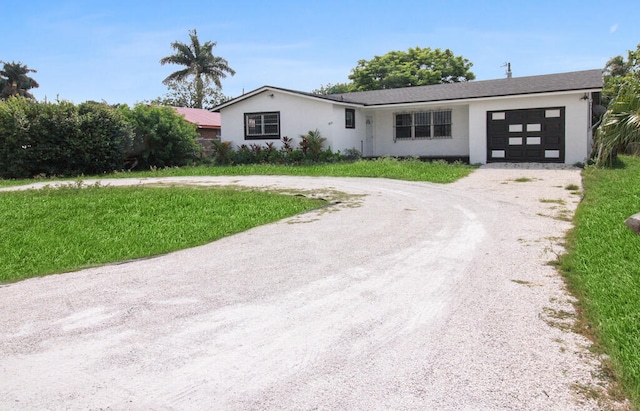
0, 184, 325, 283
561, 155, 640, 407
0, 158, 474, 188
104, 158, 475, 184
514, 177, 534, 182
0, 177, 44, 188
565, 183, 580, 191
540, 198, 566, 205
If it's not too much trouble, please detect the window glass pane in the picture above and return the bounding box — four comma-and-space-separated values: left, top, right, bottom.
414, 112, 430, 126
396, 113, 411, 127
263, 113, 279, 125
433, 110, 451, 125
247, 114, 262, 135
415, 125, 430, 138
509, 124, 523, 132
263, 113, 279, 135
395, 114, 412, 139
433, 110, 451, 137
345, 109, 355, 128
263, 124, 276, 134
545, 150, 560, 158
433, 124, 451, 137
396, 126, 411, 139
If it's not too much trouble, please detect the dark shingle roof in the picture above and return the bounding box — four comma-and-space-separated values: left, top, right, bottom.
326, 69, 603, 106
213, 69, 603, 111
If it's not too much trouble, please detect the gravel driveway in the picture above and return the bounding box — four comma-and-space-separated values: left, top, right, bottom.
0, 165, 626, 410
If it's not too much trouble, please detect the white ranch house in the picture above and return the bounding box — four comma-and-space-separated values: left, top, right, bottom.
214, 69, 603, 164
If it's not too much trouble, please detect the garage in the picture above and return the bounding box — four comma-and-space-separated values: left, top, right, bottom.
487, 107, 565, 163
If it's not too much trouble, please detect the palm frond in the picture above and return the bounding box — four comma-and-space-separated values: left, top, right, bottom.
594, 79, 640, 166
159, 29, 235, 107
162, 68, 193, 85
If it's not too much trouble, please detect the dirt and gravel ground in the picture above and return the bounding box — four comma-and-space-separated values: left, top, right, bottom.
0, 165, 630, 410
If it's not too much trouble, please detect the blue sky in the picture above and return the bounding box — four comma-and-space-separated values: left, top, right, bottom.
3, 0, 639, 105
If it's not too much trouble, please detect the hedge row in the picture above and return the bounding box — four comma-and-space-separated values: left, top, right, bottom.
0, 98, 200, 178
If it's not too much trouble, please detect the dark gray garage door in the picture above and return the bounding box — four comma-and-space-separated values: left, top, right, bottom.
487, 107, 565, 163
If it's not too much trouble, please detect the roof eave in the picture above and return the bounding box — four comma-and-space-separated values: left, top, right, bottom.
361, 87, 603, 109
212, 86, 365, 111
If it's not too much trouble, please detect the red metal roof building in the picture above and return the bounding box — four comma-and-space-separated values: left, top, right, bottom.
173, 107, 221, 156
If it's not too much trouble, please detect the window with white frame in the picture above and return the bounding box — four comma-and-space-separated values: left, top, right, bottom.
433, 110, 452, 138
244, 112, 280, 139
395, 113, 412, 139
394, 110, 452, 140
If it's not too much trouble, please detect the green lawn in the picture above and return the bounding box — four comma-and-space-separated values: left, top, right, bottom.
0, 184, 325, 283
0, 158, 475, 187
116, 158, 475, 183
562, 155, 640, 406
0, 159, 474, 283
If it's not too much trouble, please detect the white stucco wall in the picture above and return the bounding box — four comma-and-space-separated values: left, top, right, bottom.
366, 104, 470, 158
220, 88, 594, 164
468, 92, 592, 164
219, 89, 365, 153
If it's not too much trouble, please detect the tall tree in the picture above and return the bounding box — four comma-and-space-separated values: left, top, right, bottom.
0, 61, 39, 99
593, 79, 640, 167
603, 44, 640, 101
149, 78, 231, 110
160, 29, 235, 109
594, 44, 640, 166
311, 82, 353, 95
347, 47, 474, 91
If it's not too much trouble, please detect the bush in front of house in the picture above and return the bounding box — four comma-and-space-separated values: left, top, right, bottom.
0, 98, 205, 178
210, 130, 352, 166
118, 104, 201, 169
0, 97, 133, 178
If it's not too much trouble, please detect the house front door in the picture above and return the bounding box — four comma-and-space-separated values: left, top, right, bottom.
365, 116, 374, 157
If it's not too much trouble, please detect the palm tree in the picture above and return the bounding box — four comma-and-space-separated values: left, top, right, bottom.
594, 79, 640, 167
160, 29, 235, 109
0, 61, 39, 99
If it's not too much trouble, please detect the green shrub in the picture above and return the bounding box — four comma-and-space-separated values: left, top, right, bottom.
210, 140, 234, 165
300, 129, 326, 162
220, 134, 361, 166
0, 97, 133, 178
118, 104, 201, 169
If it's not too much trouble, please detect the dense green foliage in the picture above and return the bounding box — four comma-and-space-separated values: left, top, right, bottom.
603, 44, 640, 102
149, 78, 230, 110
0, 61, 39, 100
160, 29, 235, 109
594, 45, 640, 166
348, 47, 475, 91
0, 184, 325, 283
562, 156, 640, 405
210, 132, 353, 166
312, 47, 475, 94
311, 82, 353, 95
594, 80, 640, 166
118, 104, 201, 169
0, 98, 203, 178
0, 97, 133, 178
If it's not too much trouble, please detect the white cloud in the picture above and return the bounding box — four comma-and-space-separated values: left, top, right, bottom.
610, 24, 619, 33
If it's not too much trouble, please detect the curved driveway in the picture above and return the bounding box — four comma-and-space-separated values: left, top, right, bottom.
0, 167, 622, 409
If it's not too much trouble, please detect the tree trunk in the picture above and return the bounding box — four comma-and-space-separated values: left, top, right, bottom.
195, 75, 204, 109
